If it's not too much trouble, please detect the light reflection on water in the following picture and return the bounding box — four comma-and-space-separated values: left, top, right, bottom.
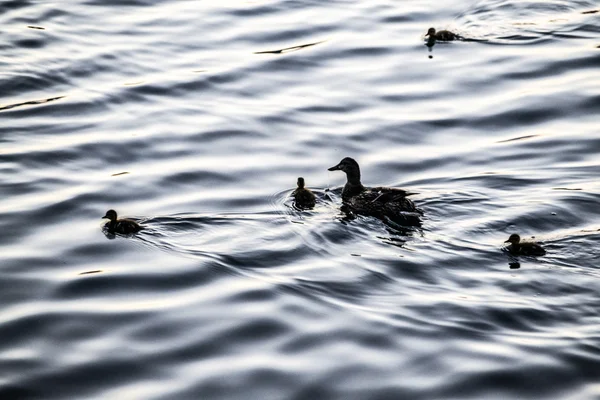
1, 0, 600, 399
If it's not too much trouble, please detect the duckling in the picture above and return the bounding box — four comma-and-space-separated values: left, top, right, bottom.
102, 209, 143, 234
425, 27, 460, 41
504, 234, 546, 256
292, 177, 316, 209
328, 157, 421, 225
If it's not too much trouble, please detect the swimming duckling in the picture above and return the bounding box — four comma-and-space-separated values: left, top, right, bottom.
292, 177, 316, 209
504, 234, 546, 256
102, 209, 143, 234
425, 27, 460, 41
328, 157, 421, 225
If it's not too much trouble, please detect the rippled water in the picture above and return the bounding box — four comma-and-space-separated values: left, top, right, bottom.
2, 0, 600, 398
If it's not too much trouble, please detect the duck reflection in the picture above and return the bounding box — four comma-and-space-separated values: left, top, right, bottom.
425, 38, 435, 58
335, 203, 416, 248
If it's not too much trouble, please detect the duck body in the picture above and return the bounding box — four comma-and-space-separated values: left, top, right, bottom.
292, 177, 316, 209
102, 209, 143, 234
328, 157, 421, 226
344, 187, 421, 226
426, 27, 460, 41
504, 234, 546, 256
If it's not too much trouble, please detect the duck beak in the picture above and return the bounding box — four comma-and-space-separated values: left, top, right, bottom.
328, 163, 341, 171
102, 214, 109, 219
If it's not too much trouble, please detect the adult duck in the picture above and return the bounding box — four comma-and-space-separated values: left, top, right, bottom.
102, 209, 143, 234
504, 234, 546, 256
328, 157, 421, 225
292, 177, 316, 209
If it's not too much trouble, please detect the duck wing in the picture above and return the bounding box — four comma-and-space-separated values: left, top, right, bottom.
369, 186, 417, 200
520, 243, 546, 256
346, 187, 421, 218
437, 30, 461, 41
115, 219, 143, 234
293, 188, 316, 208
355, 187, 419, 213
505, 242, 546, 257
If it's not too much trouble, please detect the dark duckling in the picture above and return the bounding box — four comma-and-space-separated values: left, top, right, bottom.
426, 27, 460, 41
102, 209, 143, 234
504, 234, 546, 256
292, 177, 316, 209
328, 157, 421, 225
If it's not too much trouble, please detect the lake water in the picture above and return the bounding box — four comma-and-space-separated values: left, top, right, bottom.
1, 0, 600, 399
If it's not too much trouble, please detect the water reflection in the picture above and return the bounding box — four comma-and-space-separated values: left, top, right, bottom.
425, 37, 435, 59
0, 95, 65, 111
102, 229, 117, 240
79, 270, 103, 275
3, 0, 600, 398
254, 40, 325, 55
101, 228, 143, 240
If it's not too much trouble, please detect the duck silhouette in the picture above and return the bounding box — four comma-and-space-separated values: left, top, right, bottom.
328, 157, 421, 226
425, 27, 461, 41
292, 177, 316, 209
102, 209, 143, 234
504, 234, 546, 256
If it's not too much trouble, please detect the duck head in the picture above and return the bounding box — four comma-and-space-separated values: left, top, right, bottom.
103, 209, 118, 222
297, 177, 305, 189
505, 234, 521, 245
425, 27, 436, 37
328, 157, 360, 174
329, 157, 362, 185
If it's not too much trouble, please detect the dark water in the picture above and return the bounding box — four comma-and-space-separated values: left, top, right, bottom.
2, 0, 600, 398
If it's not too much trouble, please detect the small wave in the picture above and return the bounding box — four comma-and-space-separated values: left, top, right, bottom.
0, 95, 65, 111
254, 40, 325, 54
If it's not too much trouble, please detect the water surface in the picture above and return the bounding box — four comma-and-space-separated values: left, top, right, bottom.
1, 0, 600, 399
